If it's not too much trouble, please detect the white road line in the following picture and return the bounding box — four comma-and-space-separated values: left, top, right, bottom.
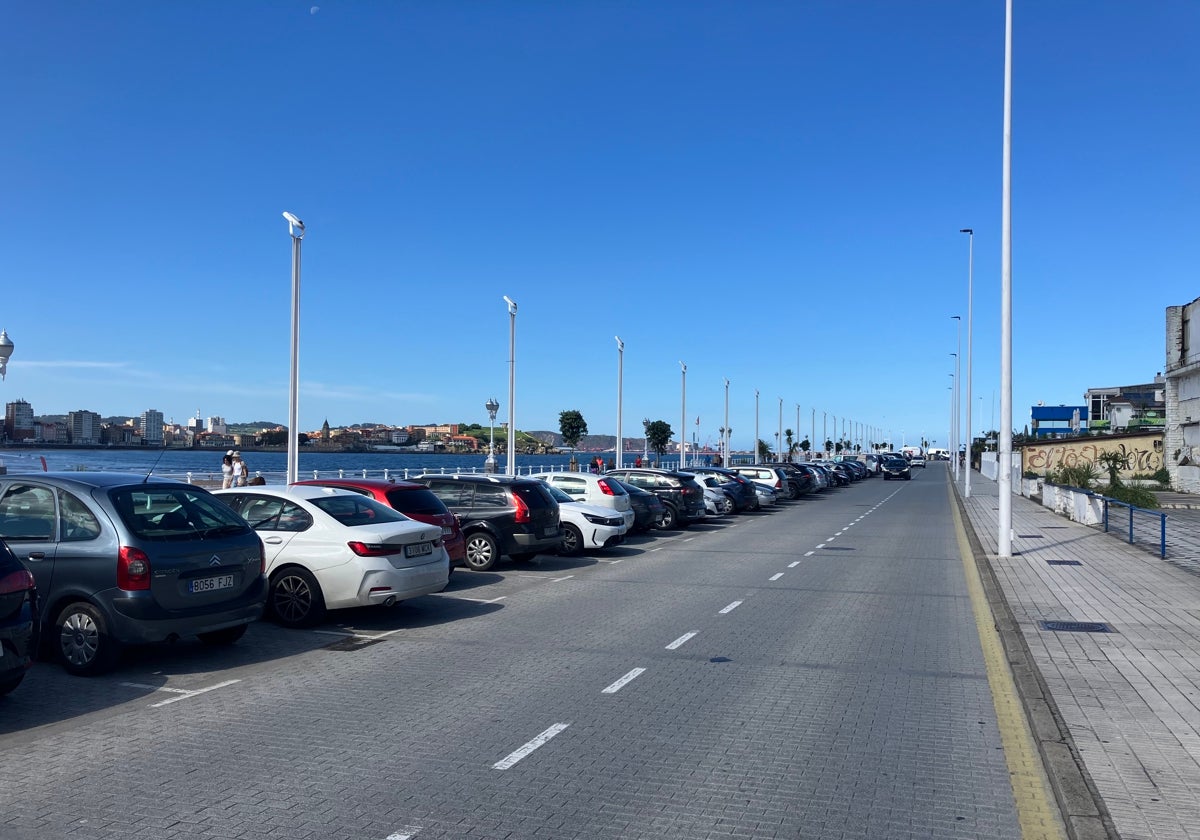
386, 827, 422, 840
312, 629, 371, 639
718, 600, 742, 614
121, 682, 191, 695
457, 595, 507, 604
665, 632, 697, 650
149, 679, 241, 708
769, 572, 784, 581
602, 667, 646, 694
815, 544, 826, 549
804, 551, 814, 556
788, 561, 800, 568
493, 723, 570, 770
650, 547, 663, 552
827, 536, 837, 540
682, 537, 695, 542
552, 575, 574, 582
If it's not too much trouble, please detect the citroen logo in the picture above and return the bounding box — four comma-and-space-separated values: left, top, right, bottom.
210, 555, 222, 566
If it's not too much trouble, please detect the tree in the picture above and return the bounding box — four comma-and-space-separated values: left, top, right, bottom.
645, 420, 673, 462
800, 438, 811, 454
757, 439, 772, 460
558, 410, 588, 449
824, 438, 833, 454
784, 428, 795, 461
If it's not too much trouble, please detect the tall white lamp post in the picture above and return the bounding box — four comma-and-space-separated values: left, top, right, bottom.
282, 212, 305, 486
999, 0, 1014, 557
0, 329, 13, 381
485, 398, 500, 473
615, 337, 624, 469
723, 378, 730, 467
642, 418, 650, 466
777, 398, 783, 462
961, 228, 975, 497
504, 296, 517, 475
679, 361, 687, 468
754, 389, 760, 464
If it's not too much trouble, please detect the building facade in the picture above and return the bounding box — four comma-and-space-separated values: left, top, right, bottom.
1165, 298, 1200, 491
140, 409, 165, 445
4, 399, 36, 442
67, 410, 102, 445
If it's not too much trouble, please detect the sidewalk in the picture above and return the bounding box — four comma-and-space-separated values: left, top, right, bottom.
954, 470, 1200, 840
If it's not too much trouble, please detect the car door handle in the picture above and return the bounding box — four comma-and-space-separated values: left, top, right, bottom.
25, 552, 47, 561
264, 537, 284, 545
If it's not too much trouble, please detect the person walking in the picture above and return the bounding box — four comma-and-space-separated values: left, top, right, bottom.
220, 451, 235, 489
231, 452, 248, 487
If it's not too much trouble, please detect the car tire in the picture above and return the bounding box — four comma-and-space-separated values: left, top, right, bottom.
0, 673, 25, 696
269, 567, 327, 628
55, 601, 121, 676
657, 504, 678, 530
197, 625, 248, 646
559, 524, 583, 557
463, 532, 499, 571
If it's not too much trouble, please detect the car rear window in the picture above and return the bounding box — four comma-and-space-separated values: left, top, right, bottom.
386, 487, 449, 516
111, 486, 249, 540
513, 482, 555, 509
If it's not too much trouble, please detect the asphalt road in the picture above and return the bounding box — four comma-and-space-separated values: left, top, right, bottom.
0, 468, 1030, 840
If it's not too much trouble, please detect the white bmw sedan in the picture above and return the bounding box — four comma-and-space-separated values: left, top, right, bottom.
214, 485, 449, 627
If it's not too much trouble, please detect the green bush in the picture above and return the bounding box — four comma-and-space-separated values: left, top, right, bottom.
1152, 467, 1170, 484
1102, 483, 1159, 509
1048, 462, 1099, 490
1023, 470, 1040, 480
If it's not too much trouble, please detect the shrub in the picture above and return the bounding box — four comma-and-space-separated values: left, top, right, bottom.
1023, 470, 1039, 480
1152, 467, 1170, 484
1102, 483, 1159, 509
1049, 462, 1099, 490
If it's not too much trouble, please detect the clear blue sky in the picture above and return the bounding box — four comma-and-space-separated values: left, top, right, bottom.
2, 2, 1196, 452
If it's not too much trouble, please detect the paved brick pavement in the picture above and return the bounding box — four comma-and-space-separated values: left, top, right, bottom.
955, 469, 1200, 840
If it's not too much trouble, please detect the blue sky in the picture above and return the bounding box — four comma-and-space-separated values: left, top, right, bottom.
2, 2, 1196, 453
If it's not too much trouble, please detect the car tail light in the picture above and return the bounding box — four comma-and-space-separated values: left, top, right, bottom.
774, 477, 782, 489
596, 479, 616, 496
348, 541, 400, 557
0, 569, 35, 595
512, 492, 531, 523
117, 546, 152, 591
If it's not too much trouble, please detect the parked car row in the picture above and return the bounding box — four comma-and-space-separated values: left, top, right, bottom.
0, 459, 885, 689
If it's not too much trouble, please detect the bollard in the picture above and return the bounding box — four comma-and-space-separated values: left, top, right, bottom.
186, 471, 193, 484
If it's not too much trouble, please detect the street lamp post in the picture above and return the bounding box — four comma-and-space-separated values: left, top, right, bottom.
0, 329, 13, 381
754, 389, 760, 464
504, 296, 517, 476
723, 378, 730, 467
961, 228, 975, 498
485, 398, 500, 473
282, 211, 305, 486
777, 398, 783, 462
999, 0, 1014, 558
679, 361, 687, 469
615, 337, 624, 469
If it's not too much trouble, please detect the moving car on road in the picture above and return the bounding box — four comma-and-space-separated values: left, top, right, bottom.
215, 485, 448, 628
882, 457, 912, 480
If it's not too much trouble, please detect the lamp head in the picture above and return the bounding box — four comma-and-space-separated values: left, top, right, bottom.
679, 360, 686, 373
282, 212, 305, 238
615, 336, 624, 351
503, 295, 517, 314
959, 228, 973, 234
951, 315, 961, 321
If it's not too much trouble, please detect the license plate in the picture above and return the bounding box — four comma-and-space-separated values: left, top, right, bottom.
190, 574, 234, 593
543, 526, 559, 538
405, 542, 433, 558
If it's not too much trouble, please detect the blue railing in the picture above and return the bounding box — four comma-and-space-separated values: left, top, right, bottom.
1102, 498, 1167, 558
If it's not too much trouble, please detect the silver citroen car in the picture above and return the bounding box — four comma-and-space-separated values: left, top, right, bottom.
0, 472, 266, 675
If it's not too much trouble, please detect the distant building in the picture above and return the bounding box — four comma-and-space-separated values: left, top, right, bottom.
37, 420, 67, 443
1085, 379, 1165, 432
68, 410, 102, 445
4, 399, 36, 442
207, 416, 228, 435
1030, 405, 1088, 439
140, 409, 165, 445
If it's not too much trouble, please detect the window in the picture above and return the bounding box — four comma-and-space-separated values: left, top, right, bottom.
473, 486, 509, 507
551, 476, 587, 498
58, 491, 101, 542
0, 484, 56, 541
428, 481, 473, 508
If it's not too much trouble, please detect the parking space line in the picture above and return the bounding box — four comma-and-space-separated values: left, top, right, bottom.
804, 551, 814, 556
665, 632, 697, 650
457, 595, 507, 604
788, 561, 800, 568
815, 544, 826, 549
386, 827, 422, 840
552, 575, 574, 582
121, 682, 191, 695
493, 723, 571, 770
718, 600, 742, 614
147, 679, 241, 708
602, 667, 646, 694
769, 572, 784, 581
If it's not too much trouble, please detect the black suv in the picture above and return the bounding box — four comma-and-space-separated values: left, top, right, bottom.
604, 468, 706, 529
412, 475, 561, 571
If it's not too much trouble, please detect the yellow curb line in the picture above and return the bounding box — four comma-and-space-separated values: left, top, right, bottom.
950, 482, 1066, 840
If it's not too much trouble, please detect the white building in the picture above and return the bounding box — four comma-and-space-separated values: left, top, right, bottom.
140, 409, 165, 445
68, 410, 102, 445
207, 416, 227, 434
1165, 297, 1200, 491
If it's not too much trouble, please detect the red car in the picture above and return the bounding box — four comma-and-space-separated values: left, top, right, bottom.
293, 478, 466, 568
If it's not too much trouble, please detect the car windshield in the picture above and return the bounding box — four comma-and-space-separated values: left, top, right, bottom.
310, 494, 409, 527
542, 483, 578, 504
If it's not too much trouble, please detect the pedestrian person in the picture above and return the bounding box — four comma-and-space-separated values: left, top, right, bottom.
232, 451, 248, 487
595, 456, 605, 474
221, 451, 235, 489
634, 455, 642, 468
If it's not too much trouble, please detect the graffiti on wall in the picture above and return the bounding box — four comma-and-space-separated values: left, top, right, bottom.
1022, 433, 1164, 476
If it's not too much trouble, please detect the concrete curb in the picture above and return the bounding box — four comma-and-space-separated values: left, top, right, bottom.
951, 482, 1119, 840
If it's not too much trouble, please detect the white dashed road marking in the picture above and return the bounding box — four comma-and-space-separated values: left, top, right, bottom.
804, 551, 814, 556
719, 601, 742, 614
493, 723, 571, 770
666, 632, 697, 650
788, 561, 800, 568
769, 573, 784, 581
602, 667, 646, 694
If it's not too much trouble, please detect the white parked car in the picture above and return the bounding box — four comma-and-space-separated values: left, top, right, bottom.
530, 471, 635, 531
693, 475, 734, 515
539, 482, 629, 556
214, 485, 449, 627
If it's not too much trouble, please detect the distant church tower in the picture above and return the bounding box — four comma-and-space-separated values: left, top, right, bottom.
321, 419, 331, 443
